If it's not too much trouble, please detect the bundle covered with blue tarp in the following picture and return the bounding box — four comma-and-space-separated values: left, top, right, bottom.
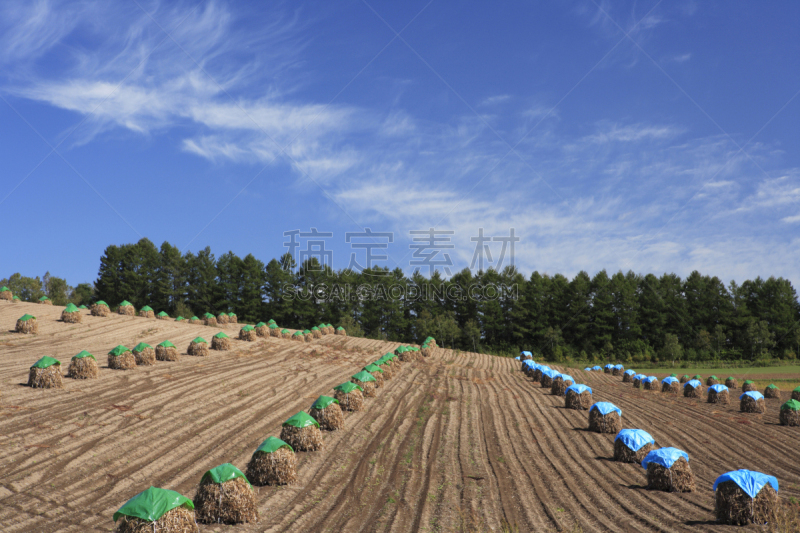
661, 376, 679, 384
684, 379, 702, 389
740, 391, 764, 401
709, 384, 728, 393
641, 447, 689, 470
590, 402, 621, 416
566, 384, 592, 395
643, 376, 658, 384
713, 470, 779, 499
625, 369, 636, 376
613, 364, 624, 370
584, 367, 592, 371
592, 366, 601, 371
560, 374, 573, 383
521, 350, 533, 357
615, 429, 655, 452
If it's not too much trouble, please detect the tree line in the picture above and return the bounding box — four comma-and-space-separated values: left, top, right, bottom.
5, 237, 800, 364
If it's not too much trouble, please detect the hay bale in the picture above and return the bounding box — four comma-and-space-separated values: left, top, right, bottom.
246, 438, 297, 486
742, 380, 757, 392
270, 326, 281, 337
255, 323, 269, 337
212, 333, 231, 351
684, 381, 703, 398
334, 383, 365, 412
189, 316, 202, 324
377, 362, 393, 380
714, 476, 780, 525
707, 388, 730, 405
633, 377, 643, 389
204, 315, 217, 327
0, 287, 11, 300
335, 327, 346, 336
280, 412, 324, 451
540, 373, 554, 388
156, 312, 170, 320
309, 396, 345, 431
351, 371, 377, 398
725, 377, 738, 389
132, 343, 155, 366
532, 368, 543, 382
421, 346, 433, 357
15, 314, 38, 334
779, 400, 800, 426
363, 364, 384, 388
28, 357, 63, 388
603, 366, 612, 374
311, 327, 321, 339
193, 465, 258, 525
304, 332, 313, 342
740, 393, 766, 413
565, 389, 593, 410
614, 439, 656, 464
612, 366, 624, 376
91, 301, 110, 316
793, 387, 800, 402
281, 329, 291, 339
68, 352, 99, 379
138, 307, 154, 318
187, 338, 209, 356
113, 487, 197, 533
228, 313, 237, 324
661, 380, 680, 394
646, 457, 695, 492
108, 346, 136, 370
118, 302, 135, 316
38, 297, 53, 305
155, 341, 179, 362
588, 403, 622, 434
643, 378, 659, 391
239, 326, 257, 341
679, 375, 690, 384
551, 377, 573, 396
61, 304, 83, 323
764, 385, 780, 399
217, 313, 229, 325
707, 376, 719, 386
398, 348, 417, 362
291, 332, 305, 342
622, 372, 634, 383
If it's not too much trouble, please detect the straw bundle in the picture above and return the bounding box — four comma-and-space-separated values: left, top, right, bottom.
188, 339, 209, 356
714, 480, 779, 526
351, 379, 376, 398
742, 381, 757, 392
646, 458, 695, 492
228, 313, 237, 324
633, 377, 643, 389
270, 326, 281, 338
532, 368, 543, 382
204, 316, 217, 327
368, 370, 384, 388
193, 477, 257, 525
281, 329, 291, 339
0, 288, 11, 301
91, 302, 110, 316
132, 346, 155, 366
114, 506, 198, 533
421, 346, 433, 357
217, 313, 229, 325
280, 425, 324, 452
622, 373, 634, 383
138, 307, 154, 318
612, 366, 623, 376
304, 332, 313, 342
335, 327, 346, 336
679, 375, 690, 384
540, 373, 554, 389
255, 324, 269, 337
189, 316, 202, 324
108, 352, 136, 370
61, 307, 82, 323
379, 364, 393, 380
39, 297, 53, 305
156, 312, 170, 321
643, 379, 659, 391
604, 366, 611, 374
16, 316, 38, 334
707, 376, 719, 386
312, 327, 321, 339
68, 354, 99, 379
725, 377, 738, 389
551, 377, 573, 396
779, 402, 800, 426
707, 389, 730, 404
309, 401, 345, 431
662, 381, 680, 394
740, 395, 766, 413
155, 343, 179, 362
334, 388, 364, 412
793, 387, 800, 401
292, 332, 305, 342
28, 365, 63, 388
613, 440, 655, 464
764, 385, 780, 399
684, 383, 703, 398
239, 328, 257, 341
565, 389, 592, 410
588, 409, 622, 434
399, 349, 417, 363
246, 447, 297, 486
118, 305, 134, 316
212, 334, 231, 351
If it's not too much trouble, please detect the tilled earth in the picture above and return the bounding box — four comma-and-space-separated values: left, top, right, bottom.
0, 300, 798, 532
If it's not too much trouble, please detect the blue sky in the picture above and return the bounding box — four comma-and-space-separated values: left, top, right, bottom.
1, 0, 798, 287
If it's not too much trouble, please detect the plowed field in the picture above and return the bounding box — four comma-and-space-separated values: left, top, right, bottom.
0, 301, 798, 532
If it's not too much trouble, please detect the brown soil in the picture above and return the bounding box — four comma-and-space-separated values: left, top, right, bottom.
1, 301, 799, 532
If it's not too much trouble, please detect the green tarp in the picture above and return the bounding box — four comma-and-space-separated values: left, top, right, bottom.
39, 296, 50, 301
132, 342, 152, 353
190, 316, 199, 320
256, 322, 266, 327
311, 396, 339, 410
0, 286, 9, 292
95, 301, 108, 307
269, 323, 278, 329
337, 326, 344, 331
292, 331, 302, 336
334, 382, 362, 393
31, 356, 60, 369
311, 326, 319, 331
108, 345, 130, 356
242, 325, 255, 332
283, 411, 319, 428
119, 301, 133, 307
140, 305, 153, 312
364, 364, 383, 373
766, 384, 778, 389
781, 400, 800, 412
200, 463, 250, 487
72, 350, 95, 360
303, 329, 311, 334
352, 370, 376, 383
113, 486, 194, 523
158, 340, 175, 348
794, 386, 800, 393
191, 337, 207, 344
213, 332, 229, 339
16, 296, 24, 301
709, 375, 717, 379
228, 312, 236, 317
267, 319, 276, 325
281, 329, 290, 334
157, 311, 168, 317
64, 303, 79, 313
203, 313, 215, 318
175, 316, 184, 321
254, 436, 293, 454
326, 323, 332, 328
744, 380, 754, 385
670, 373, 677, 377
18, 314, 35, 322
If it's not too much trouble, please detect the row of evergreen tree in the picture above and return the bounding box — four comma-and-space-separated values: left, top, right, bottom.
6, 237, 800, 363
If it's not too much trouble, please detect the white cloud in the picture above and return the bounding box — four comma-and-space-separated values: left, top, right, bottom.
782, 214, 800, 224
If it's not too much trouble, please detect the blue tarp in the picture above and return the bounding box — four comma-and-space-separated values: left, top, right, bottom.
709, 384, 728, 393
590, 402, 621, 416
566, 384, 592, 395
740, 391, 764, 401
523, 360, 535, 368
713, 470, 779, 498
615, 429, 655, 452
560, 374, 573, 383
592, 366, 601, 371
542, 368, 557, 378
539, 365, 551, 372
614, 364, 624, 370
634, 374, 646, 381
661, 377, 679, 384
604, 364, 614, 369
515, 356, 520, 361
684, 379, 702, 388
641, 447, 689, 470
625, 369, 636, 376
643, 376, 658, 384
521, 351, 533, 357
584, 367, 592, 371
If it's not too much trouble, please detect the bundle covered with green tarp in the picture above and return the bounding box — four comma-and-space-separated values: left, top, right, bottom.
194, 464, 256, 524
113, 486, 196, 530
